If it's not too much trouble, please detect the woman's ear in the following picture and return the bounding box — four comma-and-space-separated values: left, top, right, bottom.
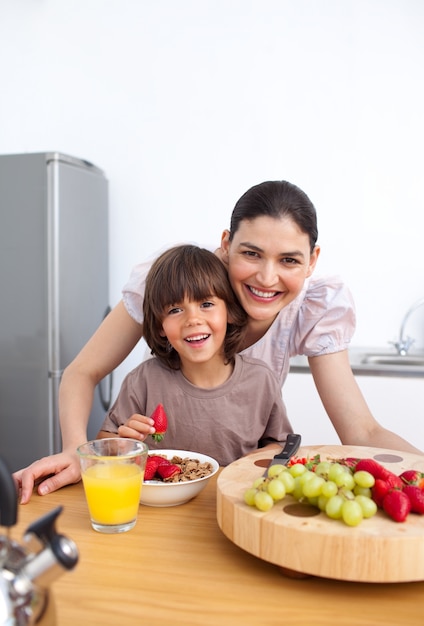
217, 229, 231, 265
306, 245, 320, 278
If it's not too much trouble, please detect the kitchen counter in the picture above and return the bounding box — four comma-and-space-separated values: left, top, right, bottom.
11, 473, 424, 626
290, 347, 424, 378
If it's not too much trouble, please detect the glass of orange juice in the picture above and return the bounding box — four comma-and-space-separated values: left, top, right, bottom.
77, 438, 148, 533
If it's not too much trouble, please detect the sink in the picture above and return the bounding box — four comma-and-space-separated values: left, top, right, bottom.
361, 354, 424, 367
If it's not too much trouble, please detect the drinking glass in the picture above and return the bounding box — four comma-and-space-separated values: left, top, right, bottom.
77, 438, 148, 533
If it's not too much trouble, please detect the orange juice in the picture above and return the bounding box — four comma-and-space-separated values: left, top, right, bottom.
81, 462, 143, 525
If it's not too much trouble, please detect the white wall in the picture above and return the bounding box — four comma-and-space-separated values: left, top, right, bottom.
1, 0, 424, 396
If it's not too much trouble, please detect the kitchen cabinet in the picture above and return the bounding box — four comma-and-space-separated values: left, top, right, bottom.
284, 372, 424, 450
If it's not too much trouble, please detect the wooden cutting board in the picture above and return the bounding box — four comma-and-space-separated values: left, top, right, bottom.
216, 444, 424, 583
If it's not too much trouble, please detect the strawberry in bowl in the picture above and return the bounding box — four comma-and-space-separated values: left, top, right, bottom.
140, 449, 219, 507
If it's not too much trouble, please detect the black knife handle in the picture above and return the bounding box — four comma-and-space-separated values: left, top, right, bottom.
276, 433, 301, 459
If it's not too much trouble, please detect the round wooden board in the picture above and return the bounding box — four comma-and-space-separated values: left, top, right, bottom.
216, 444, 424, 583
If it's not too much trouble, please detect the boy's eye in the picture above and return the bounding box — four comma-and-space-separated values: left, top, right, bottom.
200, 301, 214, 309
167, 306, 182, 315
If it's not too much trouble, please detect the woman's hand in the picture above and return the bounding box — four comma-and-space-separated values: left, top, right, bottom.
13, 450, 82, 504
98, 413, 155, 442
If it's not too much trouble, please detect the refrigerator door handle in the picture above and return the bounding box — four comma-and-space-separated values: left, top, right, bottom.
98, 306, 113, 412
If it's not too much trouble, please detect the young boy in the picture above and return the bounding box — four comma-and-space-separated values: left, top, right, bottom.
98, 244, 292, 466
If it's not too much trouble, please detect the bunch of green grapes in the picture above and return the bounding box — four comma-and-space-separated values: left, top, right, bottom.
244, 461, 377, 527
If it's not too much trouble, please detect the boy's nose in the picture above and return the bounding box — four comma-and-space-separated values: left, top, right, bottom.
185, 306, 202, 325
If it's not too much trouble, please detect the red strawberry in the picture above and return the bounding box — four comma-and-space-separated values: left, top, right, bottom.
372, 478, 390, 508
157, 463, 181, 481
402, 485, 424, 514
399, 470, 424, 489
354, 458, 385, 477
382, 489, 411, 522
144, 455, 165, 480
354, 459, 403, 489
150, 404, 168, 442
340, 457, 359, 470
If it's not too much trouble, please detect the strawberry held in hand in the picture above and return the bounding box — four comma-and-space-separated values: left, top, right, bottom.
150, 403, 168, 442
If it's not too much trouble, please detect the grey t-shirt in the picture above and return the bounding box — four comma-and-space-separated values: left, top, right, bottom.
101, 354, 292, 466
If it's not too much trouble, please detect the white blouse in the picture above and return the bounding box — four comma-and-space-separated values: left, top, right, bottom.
122, 259, 356, 386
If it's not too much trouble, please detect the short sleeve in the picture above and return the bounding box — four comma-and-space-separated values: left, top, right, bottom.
289, 274, 356, 357
122, 261, 151, 325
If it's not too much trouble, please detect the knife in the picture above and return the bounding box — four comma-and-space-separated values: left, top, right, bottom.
263, 433, 302, 477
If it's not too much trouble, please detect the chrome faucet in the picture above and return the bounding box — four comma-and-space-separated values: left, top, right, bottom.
390, 296, 424, 356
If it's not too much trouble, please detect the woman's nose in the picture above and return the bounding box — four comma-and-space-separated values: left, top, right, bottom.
256, 262, 278, 286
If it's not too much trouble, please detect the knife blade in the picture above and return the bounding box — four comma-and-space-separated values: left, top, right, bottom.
262, 433, 302, 477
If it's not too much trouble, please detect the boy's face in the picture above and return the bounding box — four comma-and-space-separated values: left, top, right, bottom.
160, 296, 228, 367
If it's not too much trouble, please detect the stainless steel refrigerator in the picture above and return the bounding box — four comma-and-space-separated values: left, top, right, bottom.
0, 152, 112, 472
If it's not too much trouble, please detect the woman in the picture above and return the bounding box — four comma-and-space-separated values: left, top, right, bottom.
15, 180, 422, 503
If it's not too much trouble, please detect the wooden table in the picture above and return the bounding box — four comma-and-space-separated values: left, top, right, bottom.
11, 472, 424, 626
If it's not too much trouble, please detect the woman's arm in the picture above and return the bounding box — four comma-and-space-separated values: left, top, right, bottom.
59, 301, 144, 451
14, 301, 144, 503
308, 350, 422, 454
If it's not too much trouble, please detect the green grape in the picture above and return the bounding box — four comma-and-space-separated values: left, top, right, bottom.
325, 495, 344, 519
254, 490, 274, 512
355, 495, 377, 518
267, 463, 287, 478
338, 487, 355, 501
353, 485, 372, 498
252, 476, 267, 489
267, 478, 286, 501
317, 494, 329, 511
341, 499, 363, 527
307, 496, 319, 507
314, 461, 331, 478
292, 476, 305, 500
288, 463, 307, 477
302, 474, 325, 498
327, 463, 346, 483
321, 480, 338, 498
244, 488, 258, 506
298, 470, 315, 487
353, 470, 375, 489
277, 470, 295, 493
334, 471, 355, 490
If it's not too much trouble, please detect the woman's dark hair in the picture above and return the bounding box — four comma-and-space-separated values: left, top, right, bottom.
143, 245, 247, 370
229, 180, 318, 252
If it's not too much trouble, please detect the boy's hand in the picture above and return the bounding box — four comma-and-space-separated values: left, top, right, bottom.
117, 413, 155, 441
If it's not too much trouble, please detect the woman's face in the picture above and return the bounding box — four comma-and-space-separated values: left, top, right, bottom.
220, 215, 320, 326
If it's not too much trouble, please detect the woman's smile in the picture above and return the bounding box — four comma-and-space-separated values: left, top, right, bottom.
245, 285, 282, 301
